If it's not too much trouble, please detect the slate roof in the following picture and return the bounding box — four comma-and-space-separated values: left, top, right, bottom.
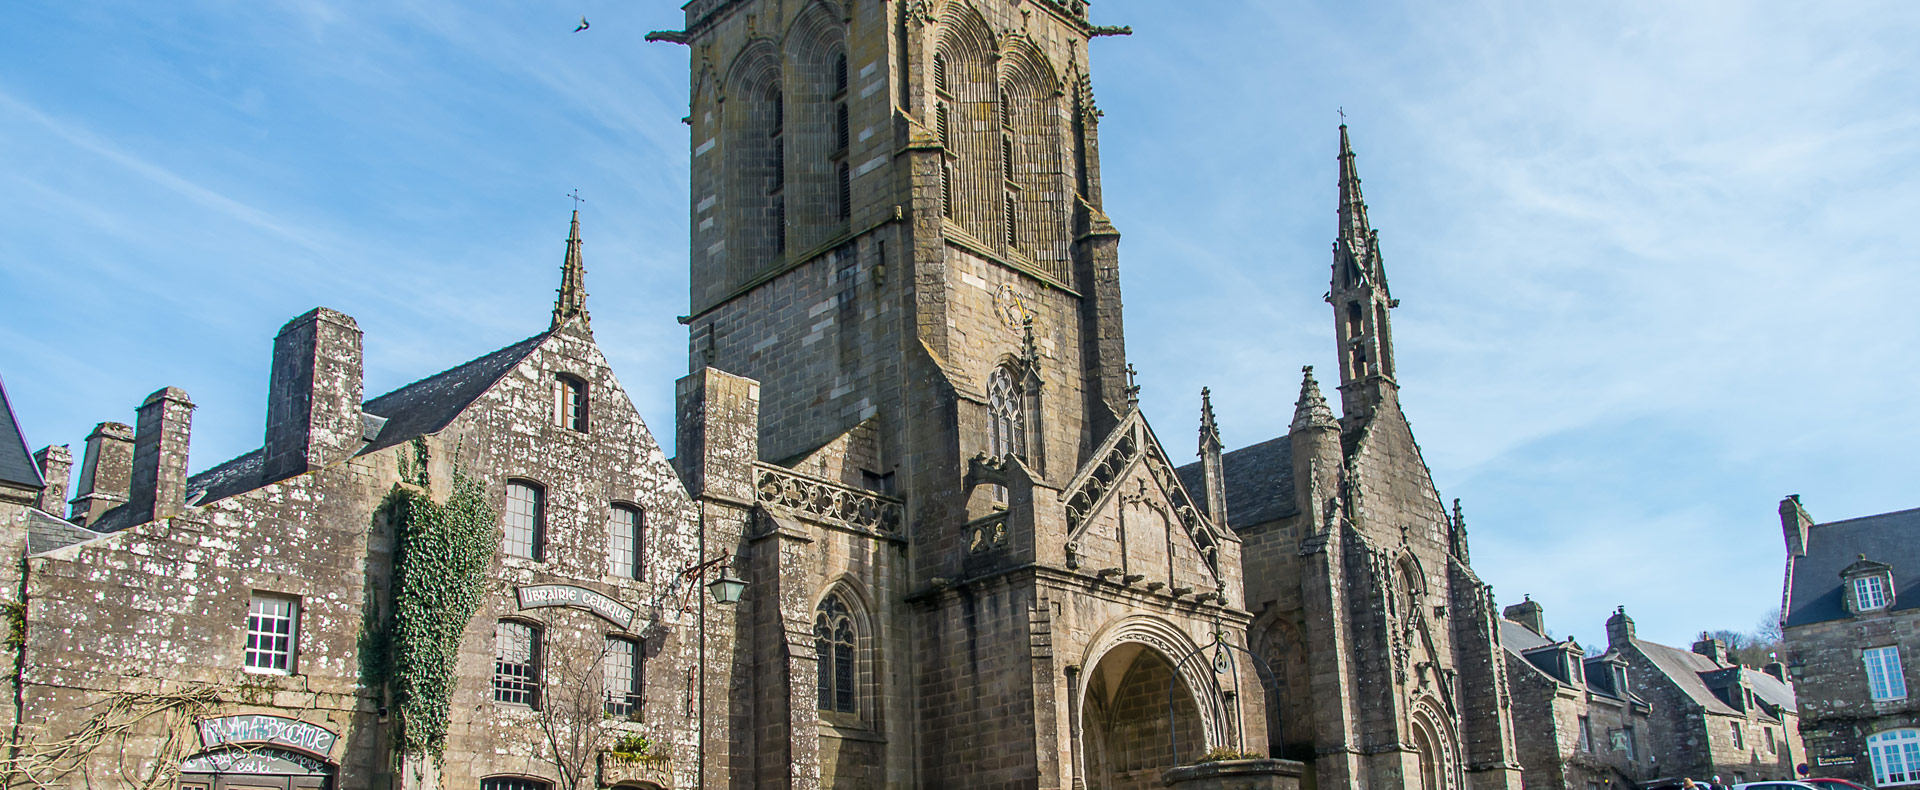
1174, 435, 1296, 531
0, 375, 44, 491
1630, 639, 1793, 719
92, 331, 550, 533
1499, 618, 1554, 652
25, 508, 102, 554
1785, 505, 1920, 628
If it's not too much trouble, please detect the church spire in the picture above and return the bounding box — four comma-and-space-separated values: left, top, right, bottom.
1290, 366, 1338, 432
552, 210, 590, 331
1198, 388, 1227, 527
1329, 125, 1397, 424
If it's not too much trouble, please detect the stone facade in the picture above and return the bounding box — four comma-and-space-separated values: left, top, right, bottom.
1779, 497, 1920, 787
0, 3, 1636, 789
1586, 610, 1805, 785
0, 230, 722, 789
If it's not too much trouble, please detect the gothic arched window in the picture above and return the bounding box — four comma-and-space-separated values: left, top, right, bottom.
815, 593, 858, 714
988, 365, 1026, 461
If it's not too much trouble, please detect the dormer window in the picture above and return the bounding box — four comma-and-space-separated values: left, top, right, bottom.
1844, 556, 1896, 615
1857, 576, 1890, 611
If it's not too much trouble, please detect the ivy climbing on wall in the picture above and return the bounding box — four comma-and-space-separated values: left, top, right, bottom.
385, 466, 499, 757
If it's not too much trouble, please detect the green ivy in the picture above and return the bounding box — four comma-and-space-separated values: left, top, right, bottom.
386, 468, 498, 756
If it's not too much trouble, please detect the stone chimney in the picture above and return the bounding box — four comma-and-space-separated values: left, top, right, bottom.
70, 421, 135, 526
1781, 495, 1813, 558
128, 387, 194, 524
1693, 634, 1728, 665
263, 308, 365, 482
1763, 661, 1787, 682
1504, 596, 1546, 636
1606, 606, 1636, 650
32, 444, 71, 514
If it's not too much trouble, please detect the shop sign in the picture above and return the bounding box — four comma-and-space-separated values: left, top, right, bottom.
182, 747, 330, 775
197, 715, 337, 756
517, 584, 635, 627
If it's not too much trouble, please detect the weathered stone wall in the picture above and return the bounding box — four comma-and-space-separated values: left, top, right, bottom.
1787, 609, 1920, 785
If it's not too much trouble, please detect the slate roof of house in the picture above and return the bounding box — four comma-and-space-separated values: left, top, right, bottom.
1175, 435, 1297, 531
1785, 505, 1920, 628
92, 331, 549, 533
0, 375, 44, 492
1630, 638, 1794, 719
1498, 618, 1554, 652
25, 508, 101, 554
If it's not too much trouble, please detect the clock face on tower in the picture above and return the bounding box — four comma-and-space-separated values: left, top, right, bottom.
994, 284, 1031, 330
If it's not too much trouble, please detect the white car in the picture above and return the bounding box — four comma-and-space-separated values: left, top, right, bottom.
1733, 781, 1826, 790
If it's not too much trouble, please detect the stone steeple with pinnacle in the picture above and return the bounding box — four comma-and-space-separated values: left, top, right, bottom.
1330, 125, 1398, 426
1198, 387, 1227, 525
552, 210, 589, 332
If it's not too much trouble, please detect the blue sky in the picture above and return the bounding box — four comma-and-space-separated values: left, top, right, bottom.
2, 0, 1916, 649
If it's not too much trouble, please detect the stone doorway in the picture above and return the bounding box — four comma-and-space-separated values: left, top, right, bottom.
1082, 642, 1206, 790
1409, 709, 1457, 790
176, 746, 332, 790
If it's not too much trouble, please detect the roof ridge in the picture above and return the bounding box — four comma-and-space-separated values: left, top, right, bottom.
364, 330, 550, 411
1814, 504, 1920, 529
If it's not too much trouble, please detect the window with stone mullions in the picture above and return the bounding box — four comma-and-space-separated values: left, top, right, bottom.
244, 593, 298, 674
1000, 89, 1018, 250
815, 594, 856, 714
608, 505, 642, 580
494, 620, 541, 707
603, 636, 642, 717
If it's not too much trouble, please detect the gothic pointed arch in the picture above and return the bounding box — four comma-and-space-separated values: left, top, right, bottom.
721, 40, 786, 288
812, 582, 875, 724
782, 2, 851, 251
1249, 611, 1316, 761
1409, 696, 1462, 790
930, 1, 997, 236
994, 37, 1067, 277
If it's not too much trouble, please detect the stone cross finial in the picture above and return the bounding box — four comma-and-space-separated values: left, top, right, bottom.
1123, 364, 1140, 405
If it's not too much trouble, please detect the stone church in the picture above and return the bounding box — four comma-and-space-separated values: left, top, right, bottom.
0, 1, 1527, 789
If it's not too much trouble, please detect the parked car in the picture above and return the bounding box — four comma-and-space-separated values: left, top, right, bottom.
1801, 779, 1874, 790
1733, 781, 1826, 790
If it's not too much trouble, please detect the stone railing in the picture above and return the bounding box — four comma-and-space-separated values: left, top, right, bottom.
755, 464, 904, 535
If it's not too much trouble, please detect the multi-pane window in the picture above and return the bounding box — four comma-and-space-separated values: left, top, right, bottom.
1870, 729, 1920, 786
555, 375, 588, 432
494, 620, 541, 707
815, 593, 857, 714
1857, 575, 1890, 611
603, 637, 642, 717
1577, 716, 1591, 752
1730, 721, 1744, 749
608, 505, 642, 580
481, 778, 552, 790
244, 593, 299, 674
504, 481, 545, 560
1866, 645, 1909, 700
1765, 726, 1776, 752
1623, 726, 1637, 760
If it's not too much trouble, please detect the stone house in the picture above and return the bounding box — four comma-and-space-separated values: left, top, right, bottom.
0, 220, 728, 789
1497, 599, 1653, 790
1592, 609, 1804, 785
1779, 496, 1920, 788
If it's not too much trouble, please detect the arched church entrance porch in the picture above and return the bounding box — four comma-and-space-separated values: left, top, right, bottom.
1081, 641, 1206, 790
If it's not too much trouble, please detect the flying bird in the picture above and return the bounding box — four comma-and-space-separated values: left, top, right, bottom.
574, 16, 590, 32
